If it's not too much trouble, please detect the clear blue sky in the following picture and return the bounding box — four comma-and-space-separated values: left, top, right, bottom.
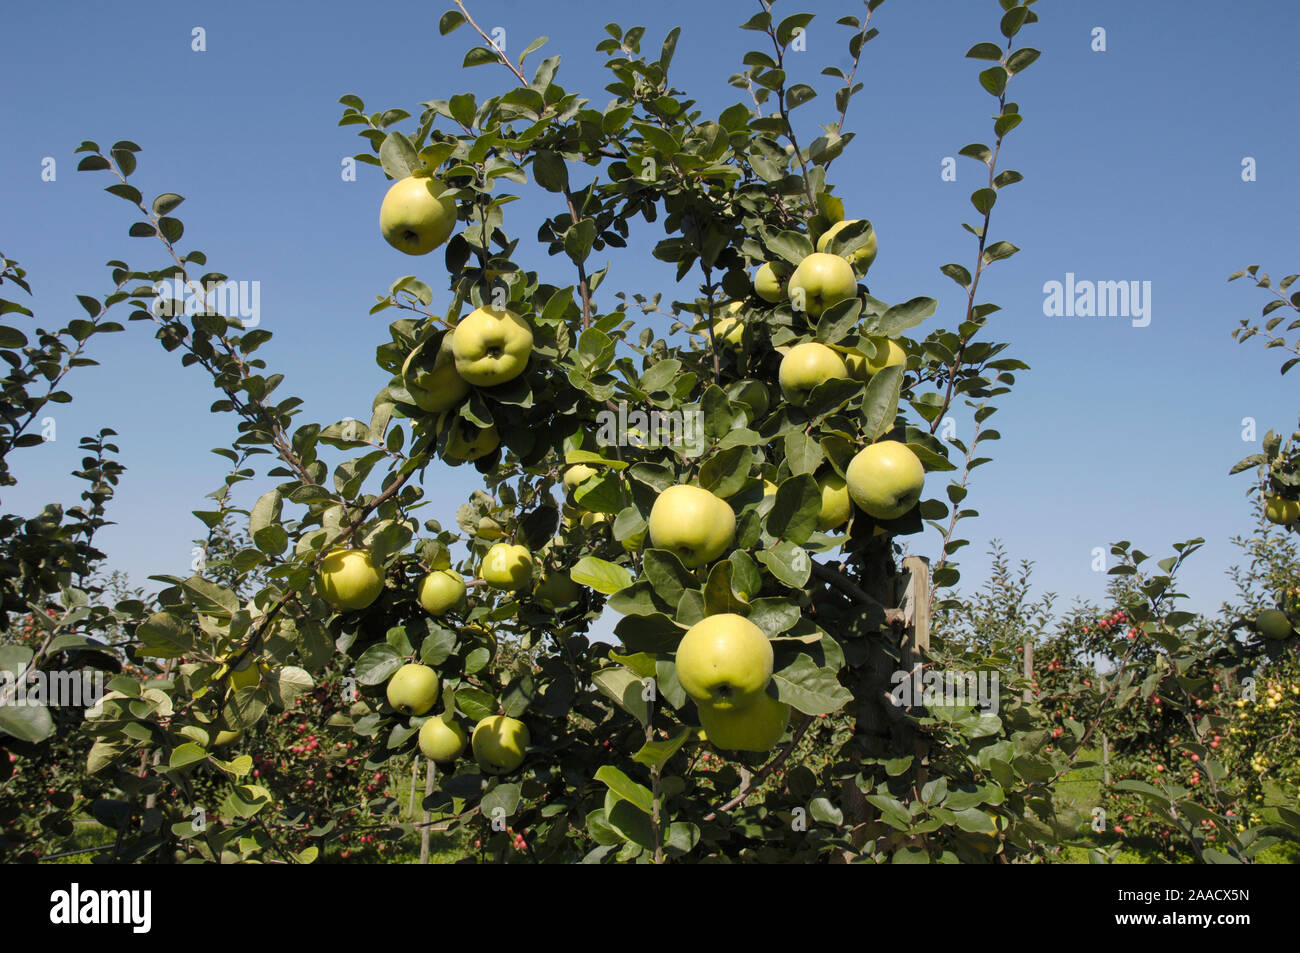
2, 0, 1296, 630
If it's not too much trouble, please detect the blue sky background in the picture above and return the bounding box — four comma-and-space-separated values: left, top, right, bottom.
1, 0, 1296, 634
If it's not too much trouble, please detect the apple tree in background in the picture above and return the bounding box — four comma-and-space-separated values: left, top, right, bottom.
23, 0, 1272, 863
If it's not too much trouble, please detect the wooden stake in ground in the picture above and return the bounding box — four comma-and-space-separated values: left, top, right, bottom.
419, 759, 436, 864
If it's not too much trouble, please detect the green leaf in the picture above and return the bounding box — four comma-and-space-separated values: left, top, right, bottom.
703, 561, 748, 615
756, 540, 812, 589
531, 150, 568, 193
565, 220, 598, 264
169, 743, 208, 768
633, 727, 690, 769
970, 188, 997, 215
518, 35, 549, 65
570, 556, 632, 595
454, 686, 496, 721
614, 613, 685, 654
866, 794, 911, 830
379, 132, 419, 180
727, 551, 763, 602
573, 471, 624, 514
180, 576, 239, 617
354, 643, 404, 687
1113, 779, 1174, 805
480, 782, 521, 819
786, 83, 817, 109
982, 241, 1019, 264
699, 446, 750, 499
639, 359, 682, 394
438, 10, 466, 34
0, 326, 28, 347
966, 42, 1004, 60
0, 704, 54, 743
110, 145, 137, 176
862, 364, 904, 442
642, 550, 697, 607
809, 797, 843, 825
250, 489, 284, 555
153, 192, 185, 215
592, 667, 651, 725
607, 798, 656, 849
766, 229, 815, 266
783, 432, 824, 476
940, 264, 972, 289
767, 475, 821, 544
1006, 48, 1040, 74
136, 611, 194, 658
771, 654, 852, 715
222, 784, 271, 819
776, 13, 815, 45
700, 384, 735, 441
1000, 7, 1029, 38
876, 296, 936, 336
595, 765, 655, 814
747, 598, 800, 637
585, 808, 622, 847
463, 46, 500, 68
979, 66, 1008, 96
814, 296, 862, 345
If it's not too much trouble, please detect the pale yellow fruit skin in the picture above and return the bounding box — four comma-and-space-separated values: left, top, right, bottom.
816, 219, 877, 270
779, 342, 849, 405
1256, 609, 1293, 640
865, 339, 906, 375
419, 717, 468, 763
787, 253, 857, 318
1265, 496, 1300, 526
380, 176, 457, 255
675, 613, 774, 711
387, 663, 440, 716
316, 548, 385, 611
481, 543, 534, 590
816, 471, 852, 532
564, 464, 599, 492
444, 422, 499, 463
712, 302, 746, 347
842, 350, 869, 382
472, 715, 530, 774
534, 571, 579, 607
450, 307, 533, 387
648, 485, 736, 569
419, 570, 465, 616
843, 339, 904, 381
754, 262, 786, 303
846, 441, 926, 520
699, 692, 790, 751
405, 338, 469, 413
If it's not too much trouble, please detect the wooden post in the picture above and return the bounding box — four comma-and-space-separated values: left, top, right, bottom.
899, 555, 931, 667
418, 759, 436, 864
1022, 637, 1034, 703
899, 556, 931, 792
408, 754, 419, 819
1101, 733, 1111, 786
